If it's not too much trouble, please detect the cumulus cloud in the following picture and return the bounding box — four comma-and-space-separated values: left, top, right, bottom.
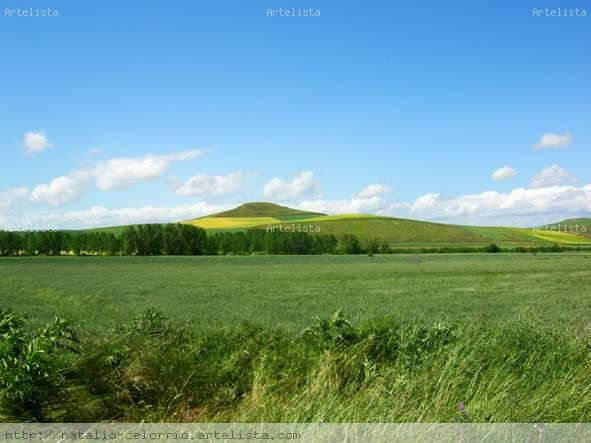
491, 166, 518, 181
30, 172, 92, 206
352, 183, 391, 199
294, 179, 591, 226
0, 187, 30, 209
22, 131, 53, 155
262, 171, 320, 201
17, 202, 234, 229
174, 172, 245, 197
530, 165, 578, 189
94, 150, 204, 190
403, 185, 591, 223
532, 132, 573, 150
9, 149, 205, 207
297, 183, 390, 214
4, 178, 591, 229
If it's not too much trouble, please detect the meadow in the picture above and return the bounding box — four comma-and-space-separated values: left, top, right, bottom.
2, 253, 591, 422
1, 253, 591, 331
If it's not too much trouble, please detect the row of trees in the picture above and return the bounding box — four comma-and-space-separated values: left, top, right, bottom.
2, 226, 581, 257
0, 230, 122, 256
0, 224, 207, 256
0, 225, 385, 256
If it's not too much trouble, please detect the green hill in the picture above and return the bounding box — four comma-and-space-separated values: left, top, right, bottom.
207, 202, 324, 218
535, 218, 591, 239
247, 215, 589, 248
186, 204, 591, 248
70, 203, 591, 248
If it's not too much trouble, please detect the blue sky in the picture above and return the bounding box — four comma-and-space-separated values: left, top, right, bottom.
1, 0, 589, 228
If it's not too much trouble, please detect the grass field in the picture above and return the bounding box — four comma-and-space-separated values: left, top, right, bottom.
2, 253, 591, 332
2, 253, 591, 422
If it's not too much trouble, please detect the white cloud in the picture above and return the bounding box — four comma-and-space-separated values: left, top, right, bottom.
297, 183, 390, 215
491, 166, 518, 181
94, 149, 204, 191
17, 202, 234, 229
174, 172, 244, 197
530, 165, 578, 189
532, 132, 573, 150
263, 171, 320, 200
297, 196, 384, 215
14, 149, 205, 207
0, 187, 30, 209
30, 172, 92, 206
352, 183, 391, 199
22, 131, 53, 155
294, 179, 591, 226
4, 179, 591, 229
402, 185, 591, 224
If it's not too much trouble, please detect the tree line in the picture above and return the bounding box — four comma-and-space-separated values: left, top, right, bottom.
1, 225, 587, 256
0, 224, 382, 256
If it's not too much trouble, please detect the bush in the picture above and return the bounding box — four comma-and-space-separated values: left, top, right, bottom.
485, 243, 500, 253
0, 309, 78, 419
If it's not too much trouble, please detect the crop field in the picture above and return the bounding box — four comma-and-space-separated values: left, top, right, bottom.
2, 253, 591, 332
2, 253, 591, 422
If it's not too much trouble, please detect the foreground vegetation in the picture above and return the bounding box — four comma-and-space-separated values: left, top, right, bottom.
2, 308, 590, 422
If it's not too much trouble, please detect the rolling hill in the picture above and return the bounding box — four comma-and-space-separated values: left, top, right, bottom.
183, 202, 591, 248
537, 218, 591, 239
208, 202, 324, 218
184, 202, 325, 232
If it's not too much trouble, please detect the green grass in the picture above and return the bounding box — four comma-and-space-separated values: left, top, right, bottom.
248, 217, 590, 247
2, 254, 591, 422
2, 308, 591, 422
537, 218, 591, 239
2, 254, 591, 332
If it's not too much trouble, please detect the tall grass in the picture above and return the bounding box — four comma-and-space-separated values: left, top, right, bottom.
1, 308, 590, 422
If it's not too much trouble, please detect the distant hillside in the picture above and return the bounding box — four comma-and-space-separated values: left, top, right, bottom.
249, 215, 591, 248
208, 202, 324, 218
69, 204, 591, 248
183, 203, 591, 248
537, 218, 591, 227
534, 218, 591, 239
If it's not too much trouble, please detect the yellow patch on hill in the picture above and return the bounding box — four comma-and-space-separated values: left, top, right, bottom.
532, 231, 591, 244
186, 217, 281, 229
